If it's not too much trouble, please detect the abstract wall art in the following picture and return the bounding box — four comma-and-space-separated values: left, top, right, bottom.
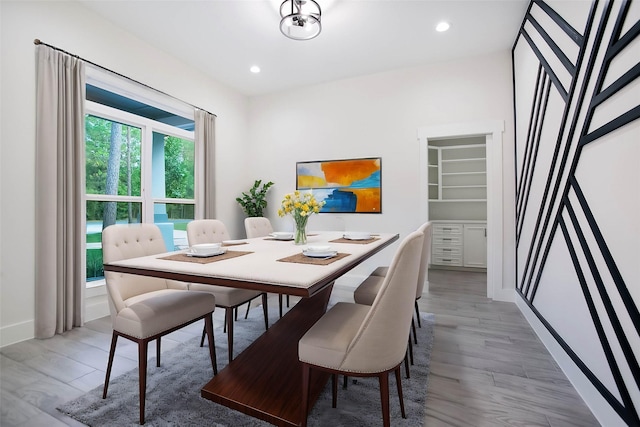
296, 157, 381, 213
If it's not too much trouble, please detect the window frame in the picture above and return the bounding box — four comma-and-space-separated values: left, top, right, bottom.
84, 100, 196, 288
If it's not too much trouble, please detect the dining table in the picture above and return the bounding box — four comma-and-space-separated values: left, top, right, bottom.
103, 230, 399, 427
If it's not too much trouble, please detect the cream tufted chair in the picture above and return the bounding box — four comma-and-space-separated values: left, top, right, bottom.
244, 216, 290, 318
299, 230, 425, 427
354, 222, 432, 370
101, 224, 217, 425
244, 216, 274, 239
187, 219, 269, 362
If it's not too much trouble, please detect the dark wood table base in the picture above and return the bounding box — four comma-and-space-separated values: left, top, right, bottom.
201, 285, 334, 426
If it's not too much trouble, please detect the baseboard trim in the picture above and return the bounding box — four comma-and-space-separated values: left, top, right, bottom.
1, 320, 34, 348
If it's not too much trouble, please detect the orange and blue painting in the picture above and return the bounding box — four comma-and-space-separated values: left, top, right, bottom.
296, 157, 381, 213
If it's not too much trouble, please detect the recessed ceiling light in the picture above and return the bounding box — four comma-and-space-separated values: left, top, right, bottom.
250, 65, 261, 73
436, 21, 450, 32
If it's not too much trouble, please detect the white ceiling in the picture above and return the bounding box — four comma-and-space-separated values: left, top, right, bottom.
78, 0, 529, 97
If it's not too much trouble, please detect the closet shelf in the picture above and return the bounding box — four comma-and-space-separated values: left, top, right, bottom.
428, 199, 487, 202
441, 171, 486, 176
441, 158, 486, 163
442, 185, 486, 189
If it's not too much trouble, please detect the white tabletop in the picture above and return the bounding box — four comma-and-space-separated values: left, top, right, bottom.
104, 231, 398, 297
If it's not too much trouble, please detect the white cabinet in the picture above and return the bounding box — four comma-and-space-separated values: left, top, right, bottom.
431, 221, 486, 269
431, 223, 463, 266
463, 224, 487, 268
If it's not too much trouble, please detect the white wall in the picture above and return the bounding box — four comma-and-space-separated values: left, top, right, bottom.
0, 1, 251, 346
247, 52, 516, 286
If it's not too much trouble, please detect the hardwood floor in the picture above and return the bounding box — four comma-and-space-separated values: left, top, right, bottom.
0, 270, 599, 426
422, 269, 599, 427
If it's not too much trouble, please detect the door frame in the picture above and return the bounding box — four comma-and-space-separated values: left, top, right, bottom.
418, 120, 512, 301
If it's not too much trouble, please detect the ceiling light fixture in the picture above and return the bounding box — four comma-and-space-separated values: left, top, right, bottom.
250, 65, 261, 73
436, 21, 450, 32
280, 0, 322, 41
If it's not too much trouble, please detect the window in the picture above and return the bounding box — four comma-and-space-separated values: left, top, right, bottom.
85, 93, 196, 285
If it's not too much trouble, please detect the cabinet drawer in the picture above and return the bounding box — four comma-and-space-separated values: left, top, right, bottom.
433, 223, 463, 235
432, 255, 463, 266
432, 246, 462, 257
433, 235, 462, 246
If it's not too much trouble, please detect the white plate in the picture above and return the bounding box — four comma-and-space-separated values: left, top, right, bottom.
270, 232, 293, 240
186, 248, 227, 257
343, 232, 371, 240
303, 250, 338, 258
222, 240, 245, 245
305, 245, 332, 253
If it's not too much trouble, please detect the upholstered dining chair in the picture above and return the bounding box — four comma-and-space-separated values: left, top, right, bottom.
101, 223, 217, 425
354, 221, 432, 368
299, 230, 425, 427
244, 216, 290, 318
187, 219, 269, 362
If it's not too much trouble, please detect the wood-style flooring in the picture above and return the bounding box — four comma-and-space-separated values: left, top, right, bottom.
0, 269, 600, 426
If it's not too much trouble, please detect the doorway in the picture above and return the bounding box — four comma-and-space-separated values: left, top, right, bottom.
418, 121, 510, 301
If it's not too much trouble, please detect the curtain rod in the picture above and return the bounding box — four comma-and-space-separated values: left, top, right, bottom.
34, 39, 216, 117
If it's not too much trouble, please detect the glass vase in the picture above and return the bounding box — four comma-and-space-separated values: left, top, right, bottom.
294, 216, 309, 245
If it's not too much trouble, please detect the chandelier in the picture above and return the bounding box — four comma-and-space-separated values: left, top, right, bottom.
279, 0, 322, 41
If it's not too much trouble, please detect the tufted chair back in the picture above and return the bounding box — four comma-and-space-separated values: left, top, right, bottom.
102, 224, 177, 321
187, 219, 231, 245
244, 217, 274, 238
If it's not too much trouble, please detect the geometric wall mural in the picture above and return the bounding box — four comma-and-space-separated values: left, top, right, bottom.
513, 1, 639, 424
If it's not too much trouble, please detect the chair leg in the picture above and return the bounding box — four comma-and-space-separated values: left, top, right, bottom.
204, 314, 218, 375
415, 300, 421, 328
226, 307, 234, 362
409, 334, 414, 366
279, 294, 284, 318
200, 326, 206, 347
394, 366, 406, 419
138, 339, 149, 425
343, 375, 348, 389
156, 337, 161, 367
262, 293, 269, 330
301, 363, 311, 427
287, 294, 290, 307
331, 373, 338, 408
379, 371, 391, 427
244, 301, 251, 319
404, 346, 410, 379
412, 318, 418, 345
102, 331, 118, 399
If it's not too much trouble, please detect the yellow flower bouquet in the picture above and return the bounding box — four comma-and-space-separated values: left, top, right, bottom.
278, 191, 324, 244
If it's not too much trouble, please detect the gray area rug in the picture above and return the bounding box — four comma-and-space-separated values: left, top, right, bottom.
59, 305, 435, 426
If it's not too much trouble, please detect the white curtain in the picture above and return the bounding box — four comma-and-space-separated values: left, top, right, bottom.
194, 109, 216, 218
34, 45, 86, 338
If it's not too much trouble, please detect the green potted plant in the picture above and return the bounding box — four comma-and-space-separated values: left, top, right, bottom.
236, 179, 274, 217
